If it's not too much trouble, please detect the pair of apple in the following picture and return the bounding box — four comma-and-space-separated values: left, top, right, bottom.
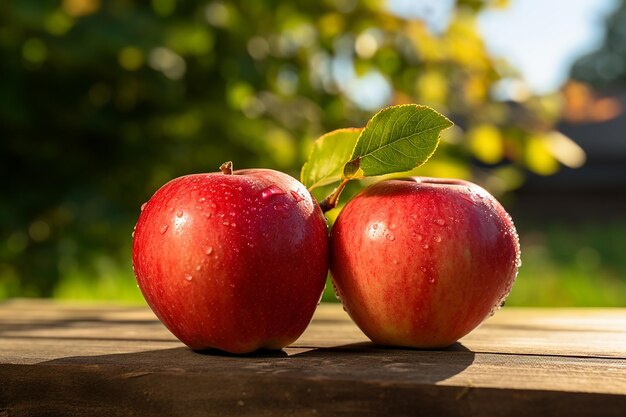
132, 164, 520, 354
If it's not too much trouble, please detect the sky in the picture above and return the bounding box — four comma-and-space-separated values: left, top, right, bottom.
478, 0, 620, 94
388, 0, 620, 94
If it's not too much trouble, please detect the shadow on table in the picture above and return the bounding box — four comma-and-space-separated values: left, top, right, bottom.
9, 342, 624, 417
1, 343, 476, 416
41, 340, 474, 384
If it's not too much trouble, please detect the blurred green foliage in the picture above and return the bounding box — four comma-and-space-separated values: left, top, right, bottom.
508, 220, 626, 307
0, 0, 577, 301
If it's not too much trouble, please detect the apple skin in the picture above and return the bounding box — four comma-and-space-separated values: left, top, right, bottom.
330, 177, 520, 348
132, 168, 328, 354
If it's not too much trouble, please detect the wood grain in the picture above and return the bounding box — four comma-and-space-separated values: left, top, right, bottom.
1, 299, 625, 417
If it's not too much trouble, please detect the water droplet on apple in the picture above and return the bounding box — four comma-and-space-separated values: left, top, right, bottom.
290, 190, 303, 202
205, 246, 213, 255
422, 243, 429, 249
199, 197, 206, 203
273, 203, 290, 218
461, 195, 477, 206
392, 259, 398, 264
159, 224, 169, 234
131, 231, 135, 238
412, 232, 423, 241
410, 214, 417, 220
385, 234, 395, 241
261, 185, 286, 199
237, 186, 243, 191
184, 273, 193, 281
368, 223, 385, 239
331, 280, 343, 303
223, 221, 230, 226
203, 212, 211, 218
140, 202, 147, 211
176, 211, 183, 218
231, 222, 237, 227
427, 276, 436, 284
434, 218, 446, 226
195, 265, 202, 271
433, 235, 442, 243
420, 266, 427, 273
489, 298, 507, 317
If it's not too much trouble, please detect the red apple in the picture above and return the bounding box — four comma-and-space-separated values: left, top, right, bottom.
330, 177, 520, 348
132, 164, 328, 354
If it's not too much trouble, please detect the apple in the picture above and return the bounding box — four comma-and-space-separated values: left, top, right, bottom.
132, 163, 328, 354
330, 177, 520, 348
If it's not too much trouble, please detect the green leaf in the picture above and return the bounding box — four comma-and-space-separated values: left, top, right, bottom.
300, 128, 361, 190
343, 104, 453, 178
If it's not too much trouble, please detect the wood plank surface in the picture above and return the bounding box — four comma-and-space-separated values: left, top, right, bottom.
0, 299, 625, 417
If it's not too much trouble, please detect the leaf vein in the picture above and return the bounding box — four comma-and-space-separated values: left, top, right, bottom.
361, 122, 448, 158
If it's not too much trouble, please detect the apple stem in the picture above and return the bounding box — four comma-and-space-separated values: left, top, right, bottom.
319, 178, 350, 213
220, 161, 233, 175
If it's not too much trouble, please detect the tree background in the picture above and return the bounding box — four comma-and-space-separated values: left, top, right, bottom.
571, 0, 626, 89
0, 0, 616, 303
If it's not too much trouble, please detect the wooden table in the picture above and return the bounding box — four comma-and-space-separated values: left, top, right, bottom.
0, 299, 625, 416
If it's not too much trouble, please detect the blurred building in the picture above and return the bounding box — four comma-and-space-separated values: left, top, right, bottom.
515, 81, 626, 220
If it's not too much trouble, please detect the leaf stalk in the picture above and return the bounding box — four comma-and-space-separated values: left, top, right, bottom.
319, 178, 351, 213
